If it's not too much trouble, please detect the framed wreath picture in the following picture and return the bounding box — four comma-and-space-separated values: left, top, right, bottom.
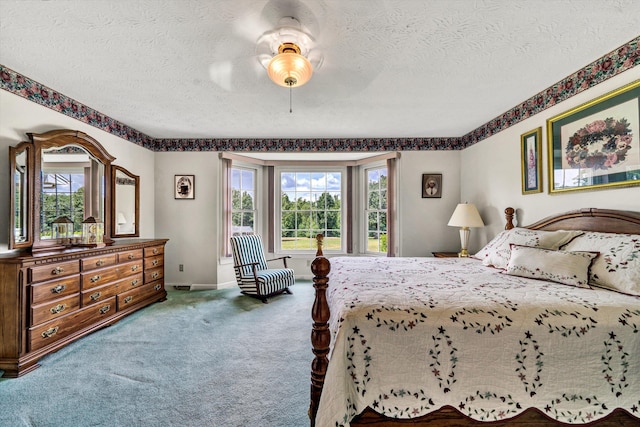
547, 80, 640, 193
521, 127, 543, 194
174, 175, 195, 199
422, 173, 442, 198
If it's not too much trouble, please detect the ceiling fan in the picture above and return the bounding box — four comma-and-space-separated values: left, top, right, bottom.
208, 1, 324, 93
207, 0, 378, 106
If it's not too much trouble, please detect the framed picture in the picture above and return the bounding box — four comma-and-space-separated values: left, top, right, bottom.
174, 174, 195, 199
547, 80, 640, 193
521, 127, 543, 194
422, 173, 442, 198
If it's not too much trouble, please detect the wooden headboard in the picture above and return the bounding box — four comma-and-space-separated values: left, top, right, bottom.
504, 207, 640, 234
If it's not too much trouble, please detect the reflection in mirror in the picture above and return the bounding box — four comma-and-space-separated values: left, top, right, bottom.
9, 144, 32, 249
40, 146, 105, 241
112, 165, 140, 237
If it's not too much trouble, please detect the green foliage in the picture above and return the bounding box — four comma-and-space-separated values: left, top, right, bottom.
281, 191, 341, 239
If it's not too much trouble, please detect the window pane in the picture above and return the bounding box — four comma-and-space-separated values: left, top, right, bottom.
241, 191, 254, 210
295, 173, 311, 191
241, 170, 254, 190
365, 166, 387, 254
230, 167, 256, 238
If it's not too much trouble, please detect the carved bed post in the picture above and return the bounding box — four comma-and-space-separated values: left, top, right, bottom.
309, 234, 331, 427
505, 207, 515, 230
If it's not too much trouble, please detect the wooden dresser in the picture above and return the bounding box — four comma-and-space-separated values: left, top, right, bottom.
0, 238, 168, 377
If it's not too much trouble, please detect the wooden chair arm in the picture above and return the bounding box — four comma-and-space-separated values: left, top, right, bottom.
266, 255, 291, 268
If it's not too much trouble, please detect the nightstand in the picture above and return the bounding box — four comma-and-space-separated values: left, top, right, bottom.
432, 252, 460, 258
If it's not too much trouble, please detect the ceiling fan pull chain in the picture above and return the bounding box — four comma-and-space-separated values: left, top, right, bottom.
289, 85, 293, 113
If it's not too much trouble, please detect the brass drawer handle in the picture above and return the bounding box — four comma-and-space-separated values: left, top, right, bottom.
124, 296, 133, 304
131, 265, 139, 271
152, 248, 159, 254
130, 279, 139, 286
52, 266, 64, 275
127, 253, 134, 259
49, 304, 66, 314
51, 284, 66, 294
90, 275, 101, 283
96, 259, 105, 267
152, 272, 159, 279
90, 291, 102, 301
152, 259, 158, 266
154, 284, 162, 291
99, 304, 111, 314
41, 326, 59, 338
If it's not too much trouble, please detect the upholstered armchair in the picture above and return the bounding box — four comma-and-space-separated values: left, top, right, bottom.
229, 234, 294, 303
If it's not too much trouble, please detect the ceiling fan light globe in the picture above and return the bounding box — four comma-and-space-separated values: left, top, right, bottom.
267, 52, 313, 88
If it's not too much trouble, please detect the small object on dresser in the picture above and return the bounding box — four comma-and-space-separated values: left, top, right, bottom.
79, 216, 105, 248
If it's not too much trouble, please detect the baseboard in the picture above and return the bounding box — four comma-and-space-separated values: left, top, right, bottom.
189, 283, 218, 290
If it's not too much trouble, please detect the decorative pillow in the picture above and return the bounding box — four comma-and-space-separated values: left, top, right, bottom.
473, 228, 584, 270
505, 245, 599, 288
562, 232, 640, 296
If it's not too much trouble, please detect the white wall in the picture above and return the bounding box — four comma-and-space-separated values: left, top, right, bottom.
0, 91, 156, 253
397, 151, 462, 256
153, 152, 222, 288
461, 68, 640, 252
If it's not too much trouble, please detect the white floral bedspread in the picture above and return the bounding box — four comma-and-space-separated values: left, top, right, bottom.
315, 257, 640, 426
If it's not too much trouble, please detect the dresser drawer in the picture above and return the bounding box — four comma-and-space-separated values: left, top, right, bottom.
117, 282, 164, 310
117, 259, 144, 277
144, 245, 164, 257
144, 255, 164, 270
118, 248, 143, 263
117, 272, 144, 291
29, 297, 116, 351
29, 260, 80, 283
81, 266, 120, 290
81, 281, 121, 306
145, 266, 164, 284
31, 275, 80, 304
31, 294, 80, 326
81, 253, 117, 271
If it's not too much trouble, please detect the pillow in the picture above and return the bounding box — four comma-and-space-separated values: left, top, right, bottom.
473, 228, 584, 270
505, 245, 599, 288
562, 232, 640, 296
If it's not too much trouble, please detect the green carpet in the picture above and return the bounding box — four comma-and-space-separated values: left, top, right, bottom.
0, 281, 314, 427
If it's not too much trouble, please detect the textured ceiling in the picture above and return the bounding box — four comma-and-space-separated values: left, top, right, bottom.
1, 0, 639, 140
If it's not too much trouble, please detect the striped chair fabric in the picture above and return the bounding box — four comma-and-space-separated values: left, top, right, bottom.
230, 234, 294, 301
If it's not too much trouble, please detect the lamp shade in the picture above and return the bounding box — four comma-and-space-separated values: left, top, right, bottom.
447, 203, 485, 228
267, 43, 313, 88
117, 212, 127, 225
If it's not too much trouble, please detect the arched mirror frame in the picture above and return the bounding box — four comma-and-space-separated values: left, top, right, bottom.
9, 141, 34, 250
15, 129, 116, 252
111, 165, 140, 238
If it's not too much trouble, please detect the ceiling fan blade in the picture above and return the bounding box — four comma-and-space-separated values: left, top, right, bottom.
209, 57, 263, 93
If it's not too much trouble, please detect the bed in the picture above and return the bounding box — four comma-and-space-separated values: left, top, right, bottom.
309, 207, 640, 426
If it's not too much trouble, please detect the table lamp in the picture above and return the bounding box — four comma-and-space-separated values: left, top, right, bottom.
447, 203, 485, 257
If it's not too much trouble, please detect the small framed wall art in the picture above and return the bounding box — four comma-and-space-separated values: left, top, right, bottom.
175, 174, 195, 199
422, 173, 442, 198
547, 80, 640, 193
521, 127, 543, 194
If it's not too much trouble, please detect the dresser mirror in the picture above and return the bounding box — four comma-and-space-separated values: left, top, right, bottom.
9, 143, 33, 249
111, 165, 140, 237
9, 129, 116, 251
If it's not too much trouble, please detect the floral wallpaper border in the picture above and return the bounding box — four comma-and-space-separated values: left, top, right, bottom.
1, 36, 638, 152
